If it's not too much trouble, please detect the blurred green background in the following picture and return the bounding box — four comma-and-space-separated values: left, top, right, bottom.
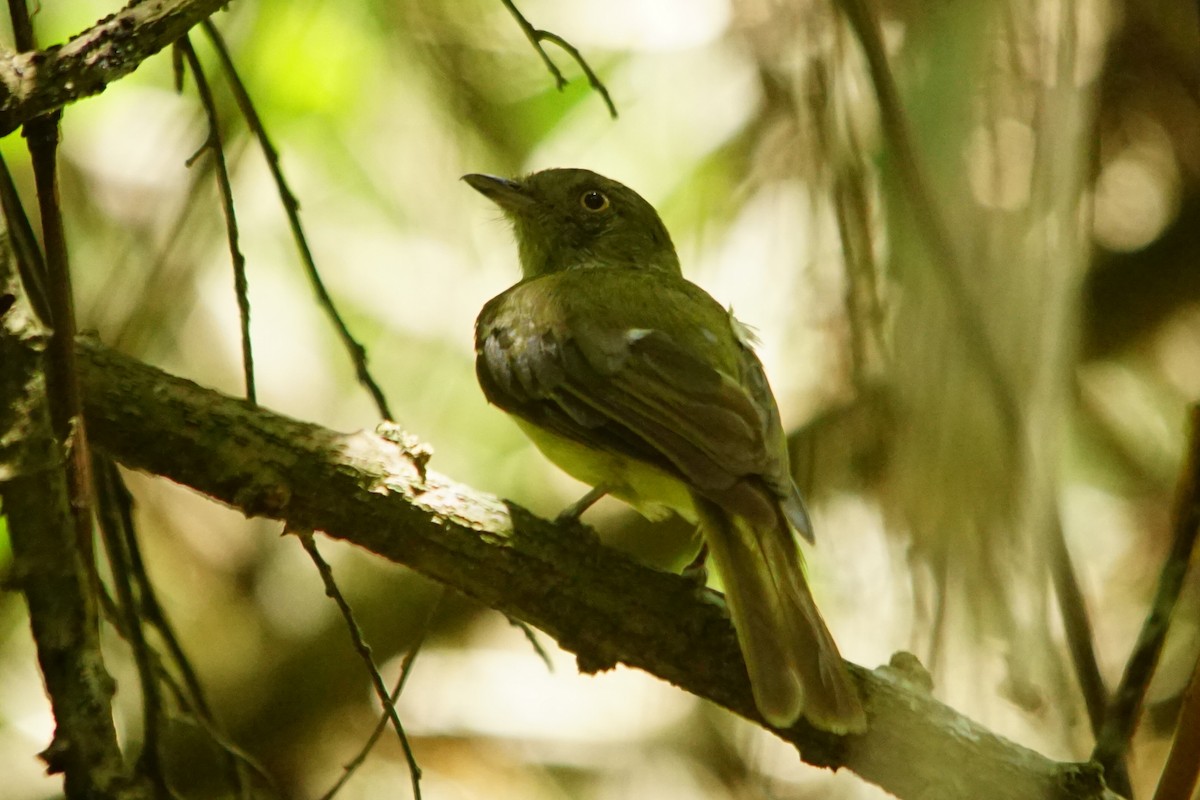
2, 0, 1199, 797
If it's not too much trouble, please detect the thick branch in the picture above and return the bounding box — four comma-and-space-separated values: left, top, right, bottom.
0, 0, 232, 137
75, 340, 1117, 800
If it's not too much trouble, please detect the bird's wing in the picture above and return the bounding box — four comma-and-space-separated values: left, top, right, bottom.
475, 307, 666, 470
562, 321, 771, 493
729, 318, 815, 540
475, 277, 787, 508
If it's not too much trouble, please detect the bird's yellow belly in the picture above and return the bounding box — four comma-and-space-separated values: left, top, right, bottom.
515, 419, 697, 523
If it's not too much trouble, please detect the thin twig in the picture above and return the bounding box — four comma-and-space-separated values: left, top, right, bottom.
0, 154, 50, 324
156, 669, 278, 798
105, 462, 256, 799
177, 35, 256, 404
95, 551, 266, 800
293, 527, 423, 800
1151, 644, 1200, 800
1093, 405, 1200, 780
113, 477, 212, 719
318, 590, 442, 800
199, 20, 394, 421
11, 0, 100, 590
93, 458, 170, 797
498, 0, 618, 118
135, 633, 276, 799
1047, 512, 1112, 740
508, 616, 554, 672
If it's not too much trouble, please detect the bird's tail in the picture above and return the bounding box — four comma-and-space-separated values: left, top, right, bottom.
693, 494, 866, 733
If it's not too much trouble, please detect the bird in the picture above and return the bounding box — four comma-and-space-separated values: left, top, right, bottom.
464, 167, 866, 733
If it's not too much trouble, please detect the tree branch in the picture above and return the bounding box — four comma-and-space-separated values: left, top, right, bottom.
1, 240, 146, 800
0, 0, 233, 137
69, 339, 1124, 800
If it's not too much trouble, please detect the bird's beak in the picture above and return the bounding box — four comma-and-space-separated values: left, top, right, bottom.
462, 173, 535, 214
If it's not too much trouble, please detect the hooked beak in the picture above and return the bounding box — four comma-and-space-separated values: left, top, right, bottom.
462, 173, 535, 214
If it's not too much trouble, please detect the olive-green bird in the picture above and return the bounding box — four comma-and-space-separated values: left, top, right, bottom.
465, 168, 865, 733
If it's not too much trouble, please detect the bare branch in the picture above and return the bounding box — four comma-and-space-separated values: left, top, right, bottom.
1094, 405, 1200, 777
200, 20, 394, 420
93, 460, 170, 797
1151, 643, 1200, 800
0, 0, 234, 136
292, 527, 423, 799
318, 593, 439, 800
498, 0, 617, 118
178, 35, 256, 403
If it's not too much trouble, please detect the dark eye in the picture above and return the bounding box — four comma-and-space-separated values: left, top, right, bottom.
580, 190, 609, 212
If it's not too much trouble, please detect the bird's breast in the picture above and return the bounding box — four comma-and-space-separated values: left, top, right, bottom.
514, 418, 696, 523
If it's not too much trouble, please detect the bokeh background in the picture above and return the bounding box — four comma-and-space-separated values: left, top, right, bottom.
2, 0, 1199, 797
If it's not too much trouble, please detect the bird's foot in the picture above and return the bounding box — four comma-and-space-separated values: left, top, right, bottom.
682, 541, 726, 612
554, 486, 608, 526
697, 585, 727, 612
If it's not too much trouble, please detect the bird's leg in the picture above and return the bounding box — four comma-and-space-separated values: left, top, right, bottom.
681, 540, 710, 587
682, 538, 728, 609
554, 485, 608, 525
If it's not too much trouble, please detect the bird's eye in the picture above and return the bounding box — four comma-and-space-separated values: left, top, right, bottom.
580, 190, 609, 212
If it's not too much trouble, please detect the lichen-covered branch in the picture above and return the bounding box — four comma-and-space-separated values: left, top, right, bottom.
0, 0, 233, 136
74, 339, 1120, 800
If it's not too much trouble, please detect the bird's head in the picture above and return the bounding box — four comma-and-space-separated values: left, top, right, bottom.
463, 168, 681, 279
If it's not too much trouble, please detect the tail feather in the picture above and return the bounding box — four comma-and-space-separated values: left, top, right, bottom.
693, 494, 866, 733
